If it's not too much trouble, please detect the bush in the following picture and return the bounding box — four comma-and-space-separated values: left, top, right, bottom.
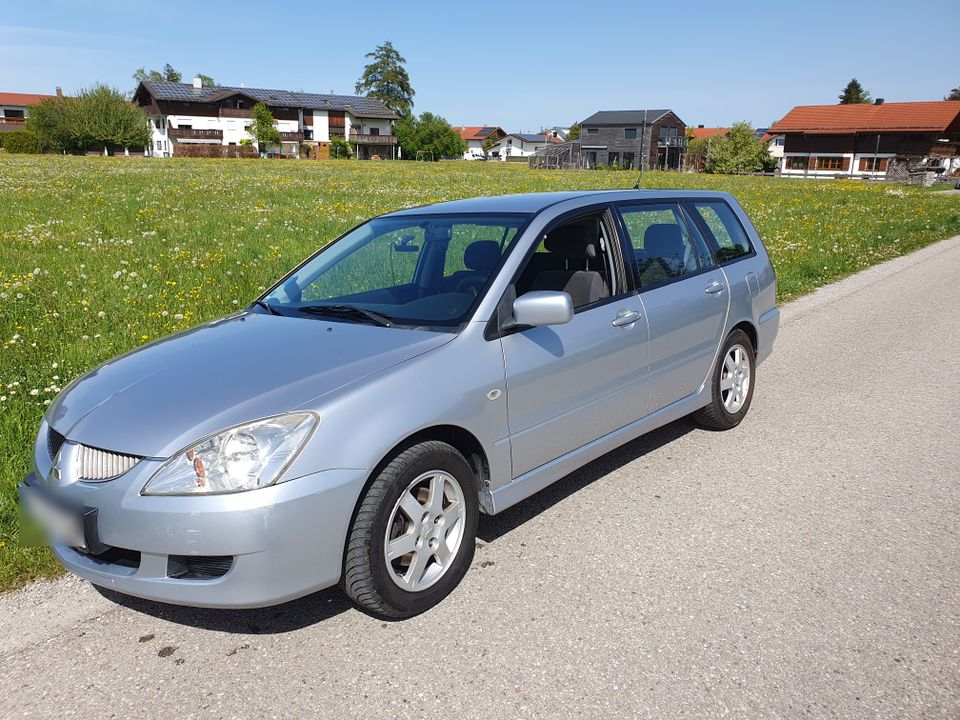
330, 135, 353, 159
2, 130, 43, 154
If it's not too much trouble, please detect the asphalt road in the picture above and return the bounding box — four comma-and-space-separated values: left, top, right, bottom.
3, 236, 959, 720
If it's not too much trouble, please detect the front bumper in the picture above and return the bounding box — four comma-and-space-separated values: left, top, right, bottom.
20, 467, 367, 608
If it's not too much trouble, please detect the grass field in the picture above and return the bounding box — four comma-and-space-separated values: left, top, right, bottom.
2, 155, 959, 591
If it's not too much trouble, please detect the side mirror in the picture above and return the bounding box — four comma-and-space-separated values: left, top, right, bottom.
512, 291, 574, 327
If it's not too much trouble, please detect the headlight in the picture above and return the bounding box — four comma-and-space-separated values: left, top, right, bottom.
142, 412, 318, 495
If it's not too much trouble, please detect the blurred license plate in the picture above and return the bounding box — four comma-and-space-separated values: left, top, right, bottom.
20, 484, 88, 551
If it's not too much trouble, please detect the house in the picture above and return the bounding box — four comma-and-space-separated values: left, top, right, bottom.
542, 126, 570, 141
579, 109, 687, 169
0, 89, 60, 134
133, 77, 399, 158
755, 128, 785, 162
453, 126, 506, 159
487, 133, 561, 161
770, 100, 960, 177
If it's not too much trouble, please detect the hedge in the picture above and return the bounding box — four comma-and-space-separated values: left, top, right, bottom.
1, 130, 43, 154
173, 144, 259, 159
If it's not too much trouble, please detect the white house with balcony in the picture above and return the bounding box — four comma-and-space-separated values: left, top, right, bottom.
133, 77, 399, 158
487, 133, 560, 161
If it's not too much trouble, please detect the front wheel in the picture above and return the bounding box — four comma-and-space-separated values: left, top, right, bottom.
342, 440, 478, 619
693, 329, 756, 430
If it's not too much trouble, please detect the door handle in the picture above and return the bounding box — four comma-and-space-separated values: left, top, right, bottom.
705, 280, 726, 294
612, 309, 641, 328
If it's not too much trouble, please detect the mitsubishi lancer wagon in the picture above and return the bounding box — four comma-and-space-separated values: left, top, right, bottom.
21, 190, 779, 618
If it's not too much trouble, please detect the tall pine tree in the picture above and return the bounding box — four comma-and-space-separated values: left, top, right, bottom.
839, 78, 871, 104
355, 41, 415, 118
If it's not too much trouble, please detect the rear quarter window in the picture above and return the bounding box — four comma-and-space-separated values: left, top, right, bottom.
692, 201, 753, 263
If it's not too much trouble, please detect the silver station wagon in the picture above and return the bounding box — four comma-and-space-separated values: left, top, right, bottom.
21, 190, 779, 618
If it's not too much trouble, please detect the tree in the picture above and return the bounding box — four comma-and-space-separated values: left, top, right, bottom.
839, 78, 871, 104
482, 134, 499, 155
26, 85, 150, 154
250, 102, 281, 153
133, 64, 182, 83
330, 135, 353, 159
703, 122, 771, 174
394, 112, 465, 160
355, 41, 415, 118
947, 85, 960, 101
68, 84, 152, 154
25, 95, 76, 152
196, 73, 217, 87
566, 122, 581, 142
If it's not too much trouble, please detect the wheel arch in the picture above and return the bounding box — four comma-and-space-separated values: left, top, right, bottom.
730, 319, 758, 356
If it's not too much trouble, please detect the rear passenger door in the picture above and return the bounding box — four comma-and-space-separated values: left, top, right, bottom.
615, 202, 729, 412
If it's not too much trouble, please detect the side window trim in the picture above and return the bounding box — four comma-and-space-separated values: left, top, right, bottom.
682, 200, 756, 266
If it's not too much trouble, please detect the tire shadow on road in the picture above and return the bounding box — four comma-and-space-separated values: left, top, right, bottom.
92, 583, 352, 634
478, 416, 697, 544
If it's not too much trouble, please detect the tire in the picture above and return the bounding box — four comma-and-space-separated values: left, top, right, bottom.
693, 329, 756, 430
342, 440, 478, 619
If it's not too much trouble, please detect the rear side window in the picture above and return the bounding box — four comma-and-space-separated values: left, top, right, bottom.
691, 202, 753, 263
618, 203, 708, 288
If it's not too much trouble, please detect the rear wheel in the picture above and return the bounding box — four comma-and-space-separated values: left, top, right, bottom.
693, 329, 755, 430
342, 441, 478, 619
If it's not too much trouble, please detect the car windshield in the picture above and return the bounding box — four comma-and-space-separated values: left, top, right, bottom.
259, 213, 528, 329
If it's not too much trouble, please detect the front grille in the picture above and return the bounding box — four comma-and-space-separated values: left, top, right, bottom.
167, 555, 233, 580
47, 426, 66, 460
75, 444, 141, 481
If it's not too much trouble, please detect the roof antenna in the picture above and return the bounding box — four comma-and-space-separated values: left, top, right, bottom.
632, 109, 648, 189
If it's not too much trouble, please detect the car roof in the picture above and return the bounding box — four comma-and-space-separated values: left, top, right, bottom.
384, 190, 734, 217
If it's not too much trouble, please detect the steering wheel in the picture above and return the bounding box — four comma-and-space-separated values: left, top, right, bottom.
455, 274, 486, 296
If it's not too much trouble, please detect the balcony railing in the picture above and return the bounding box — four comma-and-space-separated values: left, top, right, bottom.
0, 117, 26, 125
658, 136, 687, 148
279, 131, 304, 142
350, 132, 397, 145
168, 127, 223, 141
219, 108, 252, 118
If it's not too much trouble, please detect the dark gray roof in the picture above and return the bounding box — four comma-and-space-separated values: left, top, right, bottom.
138, 80, 398, 119
581, 109, 678, 126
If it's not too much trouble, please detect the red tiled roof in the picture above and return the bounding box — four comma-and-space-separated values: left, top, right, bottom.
688, 127, 727, 140
770, 101, 960, 134
454, 125, 505, 141
0, 92, 56, 107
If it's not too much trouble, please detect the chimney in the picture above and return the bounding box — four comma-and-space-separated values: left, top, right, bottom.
55, 86, 62, 97
192, 76, 203, 89
698, 124, 704, 128
874, 98, 885, 105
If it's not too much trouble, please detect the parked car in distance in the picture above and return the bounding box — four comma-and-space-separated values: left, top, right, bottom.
20, 190, 779, 619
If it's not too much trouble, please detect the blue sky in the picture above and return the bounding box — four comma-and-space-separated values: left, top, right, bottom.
2, 0, 958, 131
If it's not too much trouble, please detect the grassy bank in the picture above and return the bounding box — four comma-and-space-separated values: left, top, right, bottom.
2, 156, 958, 591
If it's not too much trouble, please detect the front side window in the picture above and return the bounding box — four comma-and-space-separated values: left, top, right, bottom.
785, 156, 807, 169
514, 214, 618, 310
586, 127, 598, 135
815, 156, 844, 170
262, 214, 526, 329
624, 128, 637, 140
689, 201, 752, 263
618, 203, 708, 288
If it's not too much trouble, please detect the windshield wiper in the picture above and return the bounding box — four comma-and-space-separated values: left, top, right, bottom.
298, 304, 394, 327
252, 299, 282, 316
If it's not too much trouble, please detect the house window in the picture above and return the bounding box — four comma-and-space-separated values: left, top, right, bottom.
369, 127, 379, 136
624, 128, 637, 140
623, 152, 635, 169
859, 157, 888, 172
586, 151, 598, 168
815, 156, 844, 171
586, 127, 598, 135
5, 109, 25, 119
774, 137, 784, 146
785, 156, 808, 170
659, 126, 677, 139
156, 140, 161, 151
609, 152, 620, 167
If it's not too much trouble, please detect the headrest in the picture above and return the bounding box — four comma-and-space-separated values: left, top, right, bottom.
464, 240, 501, 273
544, 219, 598, 259
643, 223, 684, 258
424, 224, 452, 242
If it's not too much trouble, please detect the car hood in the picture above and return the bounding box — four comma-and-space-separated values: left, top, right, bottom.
47, 312, 452, 458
